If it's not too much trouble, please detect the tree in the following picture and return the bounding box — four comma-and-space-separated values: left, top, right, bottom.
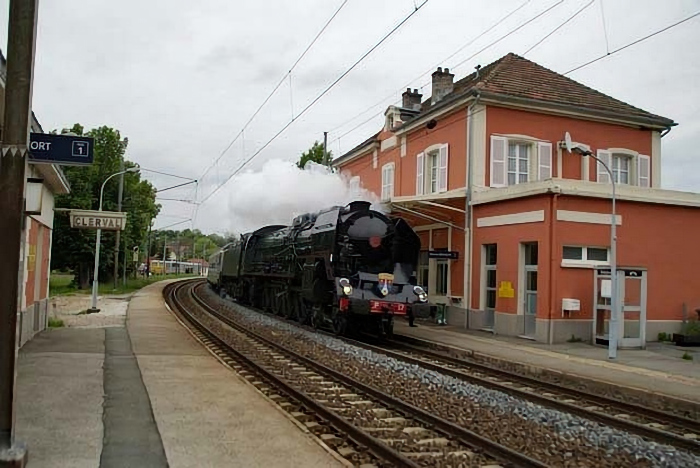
51, 124, 160, 289
296, 141, 332, 169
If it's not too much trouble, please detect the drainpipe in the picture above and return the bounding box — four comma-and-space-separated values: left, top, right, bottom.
660, 126, 672, 138
464, 90, 481, 329
548, 187, 560, 345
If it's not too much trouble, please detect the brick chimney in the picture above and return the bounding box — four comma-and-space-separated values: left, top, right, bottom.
402, 88, 422, 110
431, 67, 454, 105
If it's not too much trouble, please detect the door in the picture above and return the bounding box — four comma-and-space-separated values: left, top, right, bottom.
619, 272, 647, 348
522, 243, 538, 338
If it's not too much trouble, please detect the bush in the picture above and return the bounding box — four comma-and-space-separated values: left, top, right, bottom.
683, 320, 700, 336
682, 352, 693, 361
48, 317, 64, 328
657, 332, 669, 342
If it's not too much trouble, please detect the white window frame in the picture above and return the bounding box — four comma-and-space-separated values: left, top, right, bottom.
597, 148, 650, 187
490, 135, 551, 188
507, 142, 531, 186
381, 163, 395, 202
561, 245, 610, 268
416, 143, 448, 195
481, 244, 497, 311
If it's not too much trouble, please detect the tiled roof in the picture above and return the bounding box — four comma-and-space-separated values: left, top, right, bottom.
421, 53, 674, 127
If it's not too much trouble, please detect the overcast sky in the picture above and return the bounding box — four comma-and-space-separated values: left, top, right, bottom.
2, 0, 698, 234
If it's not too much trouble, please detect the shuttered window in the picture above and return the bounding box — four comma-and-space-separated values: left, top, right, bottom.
538, 142, 552, 181
638, 155, 650, 187
597, 150, 612, 183
381, 163, 394, 202
416, 152, 424, 195
490, 136, 507, 187
415, 144, 449, 195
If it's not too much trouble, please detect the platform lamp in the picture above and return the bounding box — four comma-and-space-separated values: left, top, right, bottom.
88, 165, 141, 313
564, 132, 619, 359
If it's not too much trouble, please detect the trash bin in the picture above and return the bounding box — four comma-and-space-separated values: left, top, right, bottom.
436, 303, 447, 325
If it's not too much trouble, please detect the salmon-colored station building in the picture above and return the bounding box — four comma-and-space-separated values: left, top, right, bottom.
332, 53, 700, 347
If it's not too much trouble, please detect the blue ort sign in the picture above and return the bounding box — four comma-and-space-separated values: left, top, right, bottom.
28, 133, 94, 166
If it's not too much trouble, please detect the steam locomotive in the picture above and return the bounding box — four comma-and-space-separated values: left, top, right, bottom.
207, 201, 428, 336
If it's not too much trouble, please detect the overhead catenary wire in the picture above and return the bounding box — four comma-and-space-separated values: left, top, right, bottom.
565, 9, 700, 75
197, 0, 350, 184
330, 0, 564, 151
327, 0, 533, 138
199, 0, 431, 205
523, 0, 595, 55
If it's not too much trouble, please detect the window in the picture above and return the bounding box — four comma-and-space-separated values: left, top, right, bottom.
507, 143, 530, 185
562, 246, 609, 266
612, 154, 630, 185
436, 260, 448, 296
381, 163, 394, 201
596, 150, 651, 187
416, 144, 448, 195
490, 136, 551, 187
417, 251, 429, 289
483, 244, 497, 310
521, 242, 538, 337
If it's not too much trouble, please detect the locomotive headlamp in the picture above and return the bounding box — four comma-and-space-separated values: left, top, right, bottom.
413, 285, 428, 302
339, 278, 353, 296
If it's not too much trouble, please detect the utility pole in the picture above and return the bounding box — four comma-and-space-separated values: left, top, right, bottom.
162, 235, 167, 276
0, 0, 38, 465
113, 160, 124, 288
145, 220, 152, 277
323, 131, 329, 167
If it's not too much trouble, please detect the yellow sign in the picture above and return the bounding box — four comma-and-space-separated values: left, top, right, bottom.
498, 281, 514, 298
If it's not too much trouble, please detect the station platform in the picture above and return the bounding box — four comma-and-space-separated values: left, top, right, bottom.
395, 320, 700, 406
14, 280, 344, 468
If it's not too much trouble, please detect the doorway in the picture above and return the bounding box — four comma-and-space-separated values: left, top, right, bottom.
593, 268, 647, 348
521, 242, 538, 339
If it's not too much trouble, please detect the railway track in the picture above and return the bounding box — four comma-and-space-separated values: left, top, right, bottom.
166, 279, 545, 467
347, 335, 700, 455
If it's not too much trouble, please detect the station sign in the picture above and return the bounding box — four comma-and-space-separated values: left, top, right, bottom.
28, 133, 94, 166
428, 250, 459, 260
70, 210, 127, 231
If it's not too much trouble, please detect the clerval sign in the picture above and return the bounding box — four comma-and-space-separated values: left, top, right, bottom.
70, 210, 127, 231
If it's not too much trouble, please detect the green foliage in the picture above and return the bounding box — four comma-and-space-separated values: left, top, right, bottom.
657, 332, 670, 342
49, 274, 76, 297
682, 352, 693, 361
296, 140, 332, 169
682, 320, 700, 336
48, 318, 64, 328
50, 124, 160, 289
148, 228, 232, 262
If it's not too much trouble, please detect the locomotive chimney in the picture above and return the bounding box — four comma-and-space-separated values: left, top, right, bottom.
347, 201, 371, 212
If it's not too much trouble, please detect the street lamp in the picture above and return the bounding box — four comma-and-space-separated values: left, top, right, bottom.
88, 166, 140, 312
564, 132, 619, 359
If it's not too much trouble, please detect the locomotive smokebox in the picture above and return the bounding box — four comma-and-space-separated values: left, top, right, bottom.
347, 201, 371, 213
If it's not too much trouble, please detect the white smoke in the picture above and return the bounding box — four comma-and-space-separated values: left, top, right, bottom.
223, 159, 382, 233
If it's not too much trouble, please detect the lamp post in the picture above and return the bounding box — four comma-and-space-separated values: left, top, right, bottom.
564, 133, 618, 359
89, 167, 140, 313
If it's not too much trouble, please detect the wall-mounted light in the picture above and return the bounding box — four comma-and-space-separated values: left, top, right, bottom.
426, 119, 437, 130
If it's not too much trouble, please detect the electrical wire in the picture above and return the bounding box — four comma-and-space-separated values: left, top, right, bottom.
197, 0, 349, 184
565, 9, 700, 75
524, 0, 595, 55
327, 0, 532, 137
199, 0, 431, 205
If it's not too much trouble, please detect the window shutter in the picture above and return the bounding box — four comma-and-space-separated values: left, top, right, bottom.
638, 155, 650, 187
597, 150, 612, 184
537, 142, 552, 181
490, 136, 507, 187
416, 152, 424, 195
438, 144, 449, 192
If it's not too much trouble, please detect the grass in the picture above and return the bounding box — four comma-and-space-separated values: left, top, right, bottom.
48, 317, 64, 328
567, 334, 583, 343
682, 352, 693, 361
49, 274, 77, 296
50, 273, 199, 297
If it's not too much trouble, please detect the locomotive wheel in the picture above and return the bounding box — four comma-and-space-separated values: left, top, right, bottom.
332, 314, 347, 336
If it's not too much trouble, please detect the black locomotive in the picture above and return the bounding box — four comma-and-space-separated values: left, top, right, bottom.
207, 201, 428, 336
